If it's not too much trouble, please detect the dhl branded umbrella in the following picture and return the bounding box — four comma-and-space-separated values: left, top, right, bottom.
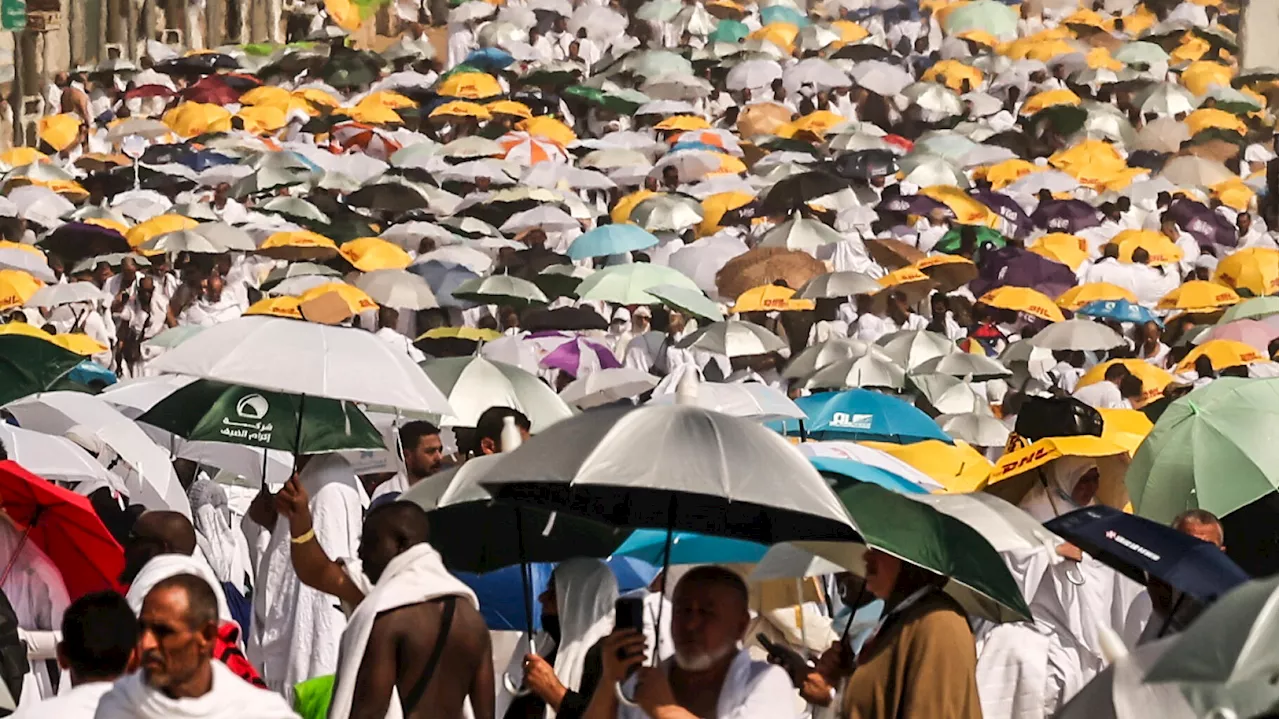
430, 101, 492, 122
240, 86, 316, 116
438, 72, 503, 99
38, 114, 83, 152
235, 105, 288, 134
1063, 8, 1108, 29
297, 282, 379, 314
1180, 61, 1233, 95
1098, 408, 1155, 457
259, 230, 341, 261
923, 60, 984, 92
418, 326, 502, 342
1157, 279, 1241, 312
1023, 38, 1085, 63
737, 102, 793, 137
1186, 107, 1247, 135
0, 321, 58, 342
1049, 139, 1125, 176
486, 100, 534, 120
978, 286, 1066, 322
1078, 359, 1173, 407
982, 159, 1042, 190
81, 217, 131, 234
1214, 247, 1279, 297
517, 116, 577, 146
877, 267, 936, 306
361, 91, 417, 110
1029, 233, 1089, 270
749, 22, 799, 53
1211, 178, 1256, 212
48, 333, 109, 356
338, 237, 413, 272
986, 435, 1131, 510
246, 295, 304, 319
699, 191, 756, 237
0, 147, 46, 167
655, 115, 713, 132
1113, 228, 1185, 265
731, 284, 815, 313
920, 185, 1000, 228
163, 102, 233, 137
1056, 282, 1139, 310
1175, 339, 1266, 373
610, 189, 658, 224
914, 255, 977, 293
125, 214, 198, 248
1171, 35, 1212, 64
0, 270, 43, 310
341, 102, 403, 125
779, 110, 846, 138
861, 439, 992, 493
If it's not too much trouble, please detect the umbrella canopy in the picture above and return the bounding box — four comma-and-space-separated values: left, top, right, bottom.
420, 355, 574, 431
0, 335, 86, 406
863, 440, 993, 493
575, 263, 699, 304
559, 367, 659, 409
453, 275, 549, 307
778, 389, 954, 444
677, 320, 787, 357
566, 224, 659, 261
1077, 299, 1162, 326
978, 286, 1067, 322
1029, 319, 1127, 351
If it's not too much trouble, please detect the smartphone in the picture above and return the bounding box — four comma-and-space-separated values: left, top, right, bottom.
614, 597, 645, 632
757, 633, 814, 677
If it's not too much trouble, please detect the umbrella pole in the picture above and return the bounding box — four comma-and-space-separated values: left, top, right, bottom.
292, 394, 307, 474
798, 419, 808, 443
514, 508, 536, 643
260, 448, 269, 487
0, 507, 40, 589
652, 494, 678, 667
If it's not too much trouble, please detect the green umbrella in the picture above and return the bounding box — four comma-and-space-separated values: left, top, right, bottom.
645, 283, 726, 323
574, 263, 701, 305
0, 336, 86, 406
1144, 576, 1278, 719
936, 225, 1007, 254
942, 0, 1017, 37
1027, 105, 1088, 136
799, 482, 1031, 622
563, 85, 645, 114
1127, 377, 1279, 524
136, 379, 385, 454
708, 19, 749, 44
1218, 296, 1280, 324
453, 274, 549, 307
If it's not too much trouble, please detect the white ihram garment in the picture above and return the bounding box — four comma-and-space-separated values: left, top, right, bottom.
93, 660, 298, 719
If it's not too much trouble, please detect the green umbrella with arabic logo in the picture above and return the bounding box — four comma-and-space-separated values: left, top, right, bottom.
136, 379, 385, 454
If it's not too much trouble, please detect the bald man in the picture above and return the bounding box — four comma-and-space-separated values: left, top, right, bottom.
121, 511, 198, 584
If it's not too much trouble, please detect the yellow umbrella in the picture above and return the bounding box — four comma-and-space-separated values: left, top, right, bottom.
163, 102, 233, 138
923, 60, 984, 92
710, 153, 747, 176
956, 29, 999, 48
914, 255, 977, 292
1024, 39, 1082, 63
361, 91, 417, 110
1063, 8, 1107, 28
418, 326, 501, 341
1213, 247, 1279, 297
987, 435, 1131, 508
48, 333, 109, 356
749, 22, 799, 53
1170, 35, 1211, 64
0, 322, 55, 340
82, 217, 131, 234
338, 237, 413, 272
235, 105, 288, 134
429, 101, 492, 121
438, 72, 503, 99
1098, 408, 1154, 457
486, 100, 534, 120
260, 230, 340, 261
341, 103, 403, 125
920, 185, 999, 227
861, 439, 992, 493
324, 0, 362, 31
294, 87, 341, 110
1113, 228, 1184, 265
1049, 139, 1126, 175
245, 296, 304, 319
1021, 88, 1082, 115
978, 286, 1066, 321
1056, 282, 1139, 310
655, 115, 712, 132
1079, 359, 1173, 407
783, 110, 845, 137
877, 267, 935, 306
1121, 8, 1156, 35
1028, 233, 1089, 270
39, 180, 89, 201
38, 114, 83, 152
1185, 107, 1247, 136
1175, 339, 1266, 373
0, 147, 46, 166
518, 116, 577, 146
832, 20, 869, 43
1086, 47, 1123, 70
0, 270, 42, 309
983, 159, 1042, 190
1180, 61, 1233, 95
126, 214, 198, 248
241, 85, 315, 115
0, 240, 43, 258
731, 284, 815, 313
699, 191, 755, 237
1211, 178, 1255, 212
611, 189, 657, 224
1156, 279, 1240, 312
297, 282, 379, 313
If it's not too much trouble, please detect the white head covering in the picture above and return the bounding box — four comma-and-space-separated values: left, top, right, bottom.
551, 558, 619, 702
1018, 456, 1097, 523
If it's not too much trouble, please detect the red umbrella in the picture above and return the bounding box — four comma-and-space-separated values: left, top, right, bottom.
124, 84, 176, 101
182, 75, 241, 105
0, 461, 124, 601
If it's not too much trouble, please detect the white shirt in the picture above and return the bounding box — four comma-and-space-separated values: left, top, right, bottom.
12, 679, 112, 719
1072, 381, 1129, 410
616, 648, 800, 719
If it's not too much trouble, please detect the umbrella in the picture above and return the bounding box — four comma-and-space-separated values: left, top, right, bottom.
1046, 505, 1249, 603
1077, 300, 1163, 325
1198, 319, 1279, 354
648, 379, 805, 424
0, 461, 124, 601
0, 335, 86, 406
453, 275, 548, 307
978, 286, 1067, 322
986, 435, 1132, 510
759, 216, 846, 252
676, 320, 787, 357
797, 441, 944, 494
0, 424, 121, 490
935, 412, 1009, 447
876, 331, 957, 371
613, 529, 766, 566
912, 352, 1011, 381
804, 352, 908, 391
716, 247, 827, 300
575, 263, 699, 305
645, 284, 725, 324
972, 246, 1077, 301
1159, 156, 1235, 188
1157, 281, 1241, 313
540, 337, 622, 378
629, 194, 704, 233
558, 368, 659, 409
420, 355, 573, 431
1078, 359, 1174, 409
864, 440, 992, 492
795, 271, 881, 300
850, 60, 913, 97
1218, 297, 1280, 324
1029, 319, 1127, 351
784, 339, 884, 381
1058, 283, 1140, 311
521, 307, 609, 332
758, 171, 848, 216
1030, 198, 1102, 233
1214, 248, 1279, 298
777, 389, 954, 444
149, 316, 452, 416
566, 225, 659, 261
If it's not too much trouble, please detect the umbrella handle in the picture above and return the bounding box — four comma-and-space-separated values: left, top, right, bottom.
502, 668, 533, 698
614, 680, 641, 707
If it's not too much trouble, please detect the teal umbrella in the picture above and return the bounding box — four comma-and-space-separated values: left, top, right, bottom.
760, 5, 809, 26
1126, 377, 1279, 524
613, 529, 767, 565
709, 19, 749, 43
942, 0, 1017, 37
137, 379, 385, 453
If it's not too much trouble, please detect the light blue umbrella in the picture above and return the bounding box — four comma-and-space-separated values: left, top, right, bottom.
760, 5, 810, 26
566, 224, 660, 260
942, 0, 1017, 37
807, 456, 930, 495
773, 389, 954, 444
613, 529, 768, 565
1077, 299, 1163, 326
408, 259, 480, 308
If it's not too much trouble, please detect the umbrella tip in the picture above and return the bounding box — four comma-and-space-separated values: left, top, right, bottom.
676, 370, 699, 406
1097, 626, 1129, 664
501, 415, 523, 452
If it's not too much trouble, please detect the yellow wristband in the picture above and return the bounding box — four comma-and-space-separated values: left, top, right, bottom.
291, 528, 316, 545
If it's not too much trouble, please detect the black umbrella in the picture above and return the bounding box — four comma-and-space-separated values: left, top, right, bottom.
1030, 198, 1103, 233
345, 183, 431, 214
414, 336, 484, 357
155, 53, 239, 76
39, 222, 130, 262
758, 170, 849, 216
522, 306, 609, 332
833, 149, 899, 182
496, 247, 572, 281
830, 44, 891, 61
1024, 105, 1088, 136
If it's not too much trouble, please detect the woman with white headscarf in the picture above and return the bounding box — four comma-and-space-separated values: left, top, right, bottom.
499, 558, 619, 719
1017, 457, 1099, 524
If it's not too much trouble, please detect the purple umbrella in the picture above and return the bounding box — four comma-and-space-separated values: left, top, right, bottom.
875, 194, 950, 218
1167, 198, 1237, 249
540, 336, 622, 378
970, 189, 1032, 238
1029, 198, 1102, 234
970, 246, 1080, 300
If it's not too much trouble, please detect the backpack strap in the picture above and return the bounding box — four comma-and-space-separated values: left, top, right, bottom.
401, 596, 458, 711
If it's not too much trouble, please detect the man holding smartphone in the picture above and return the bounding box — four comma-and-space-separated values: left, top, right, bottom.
583, 566, 800, 719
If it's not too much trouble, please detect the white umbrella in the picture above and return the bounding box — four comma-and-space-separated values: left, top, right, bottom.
805, 352, 907, 391
797, 441, 946, 492
910, 372, 989, 414
3, 391, 189, 516
559, 367, 659, 409
783, 58, 851, 92
784, 338, 883, 380
795, 271, 881, 300
421, 355, 574, 431
24, 281, 108, 309
851, 60, 913, 96
148, 316, 454, 416
1029, 319, 1126, 351
935, 412, 1009, 447
647, 379, 805, 423
877, 330, 959, 370
760, 215, 847, 252
667, 234, 749, 298
499, 205, 580, 234
902, 156, 968, 188
727, 59, 783, 91
630, 195, 705, 232
354, 269, 439, 310
902, 82, 965, 120
641, 74, 714, 101
912, 352, 1012, 380
676, 320, 787, 357
650, 151, 724, 184
1158, 156, 1235, 188
0, 244, 55, 282
414, 246, 494, 275
749, 543, 846, 582
575, 263, 701, 304
0, 423, 124, 492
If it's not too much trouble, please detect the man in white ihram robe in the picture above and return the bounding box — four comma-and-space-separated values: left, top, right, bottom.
246, 454, 363, 697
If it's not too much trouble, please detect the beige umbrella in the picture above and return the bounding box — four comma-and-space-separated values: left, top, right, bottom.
1134, 117, 1190, 153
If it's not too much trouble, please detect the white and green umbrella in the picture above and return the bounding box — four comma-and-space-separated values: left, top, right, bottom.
574, 262, 700, 304
453, 274, 549, 307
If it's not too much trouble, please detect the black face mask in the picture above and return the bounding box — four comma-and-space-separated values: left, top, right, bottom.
541, 614, 561, 642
